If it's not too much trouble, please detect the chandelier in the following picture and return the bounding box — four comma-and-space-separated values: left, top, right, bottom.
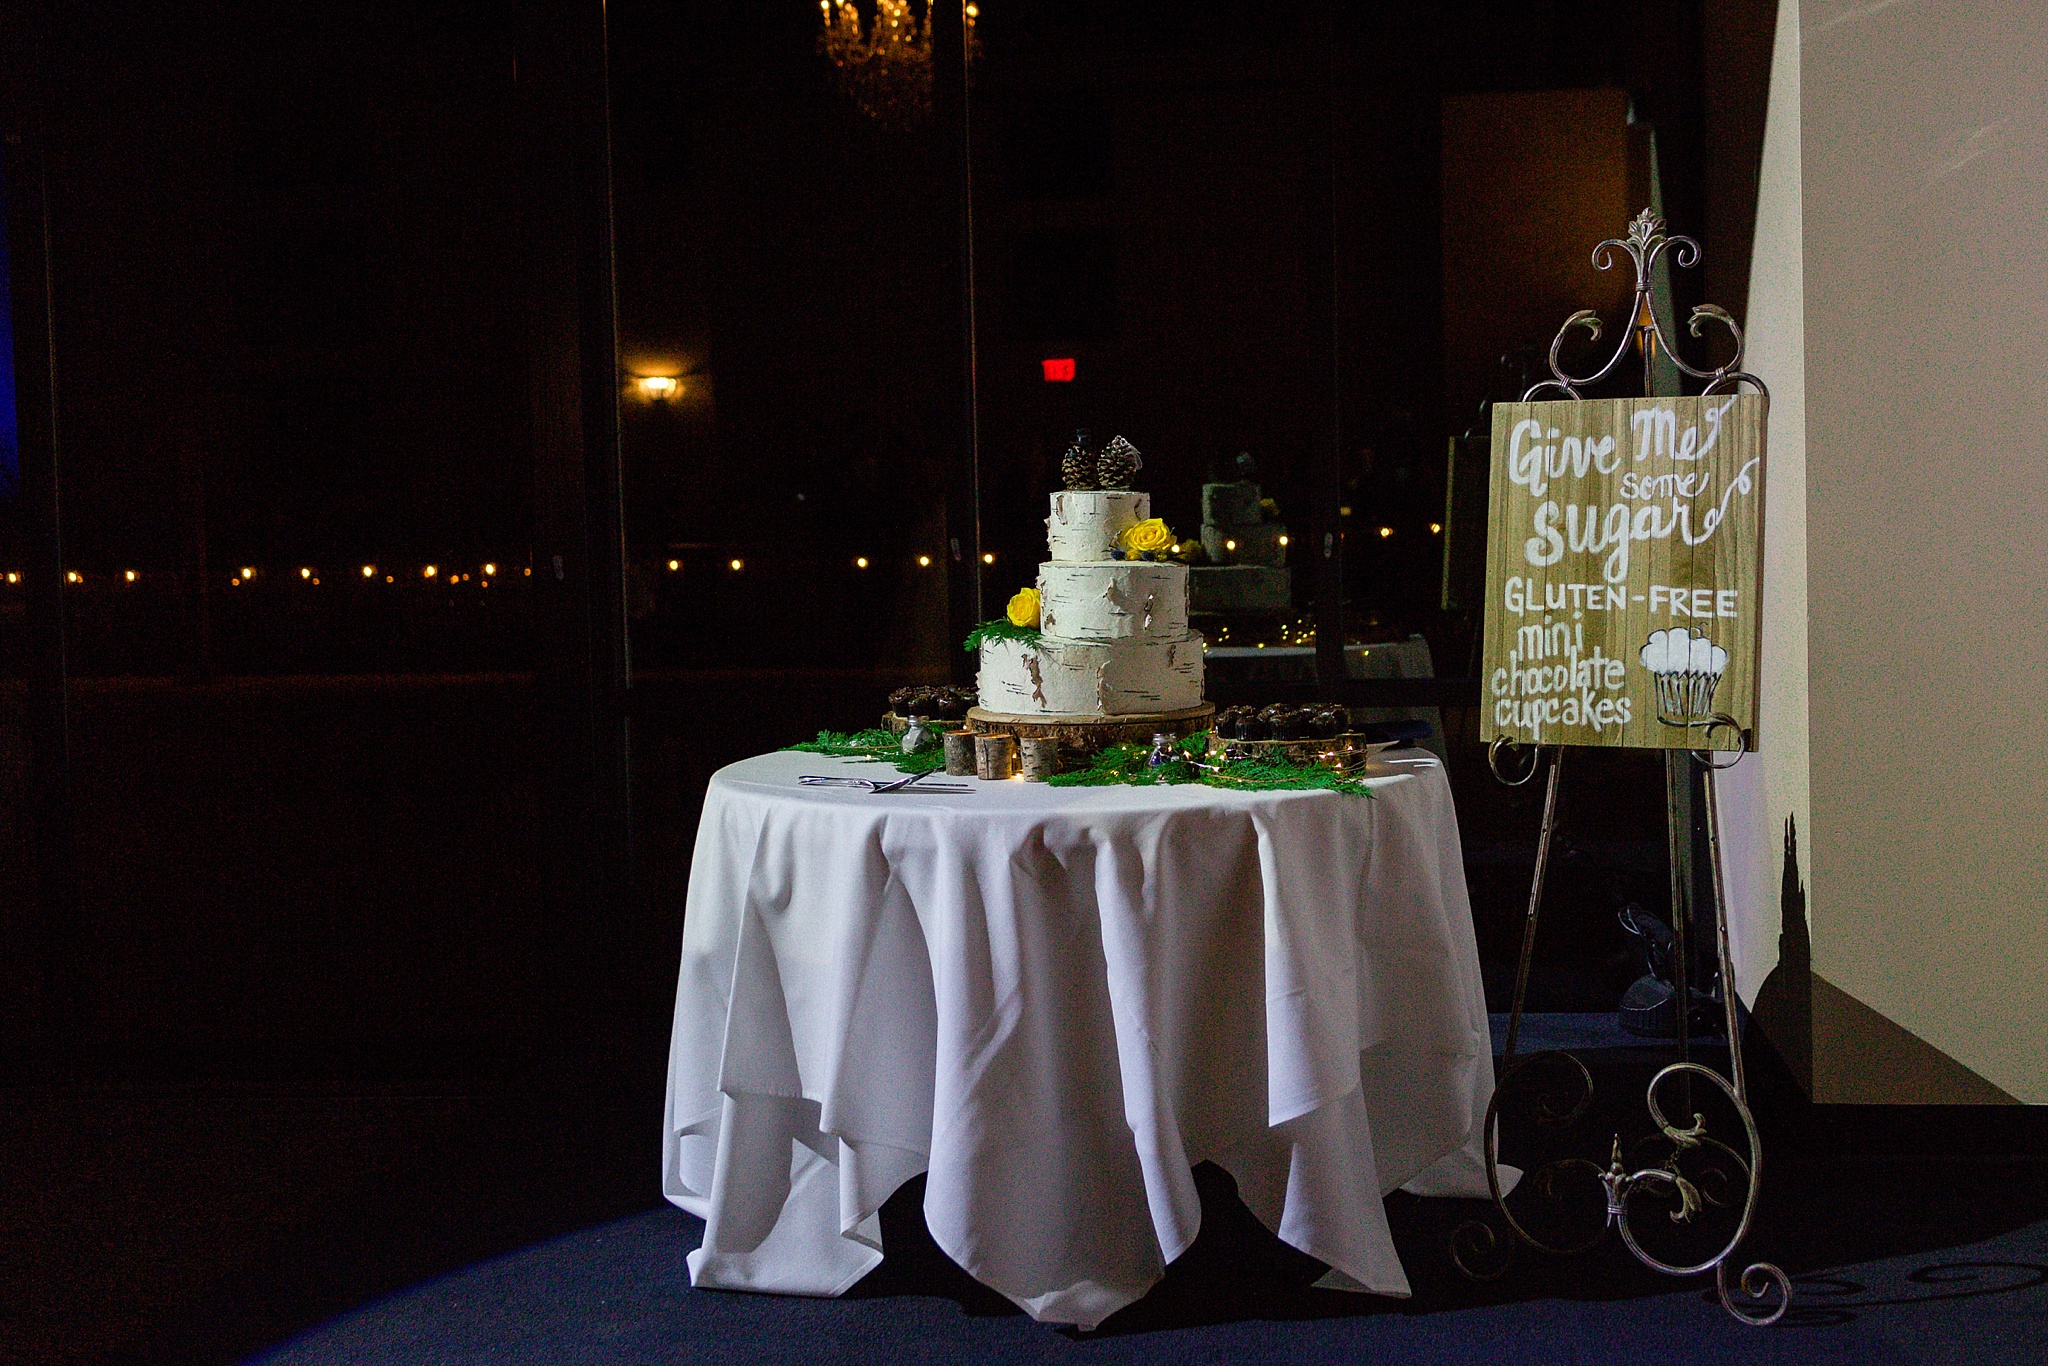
817, 0, 980, 130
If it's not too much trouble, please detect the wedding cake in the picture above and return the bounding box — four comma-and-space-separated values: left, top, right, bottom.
1189, 453, 1291, 616
976, 437, 1206, 720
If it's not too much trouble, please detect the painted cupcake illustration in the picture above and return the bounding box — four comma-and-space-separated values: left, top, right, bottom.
1639, 627, 1728, 720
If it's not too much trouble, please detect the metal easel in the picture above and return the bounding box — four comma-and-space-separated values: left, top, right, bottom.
1448, 211, 1790, 1326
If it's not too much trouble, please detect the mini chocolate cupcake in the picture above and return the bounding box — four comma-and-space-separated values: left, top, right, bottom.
936, 691, 970, 721
1259, 704, 1309, 740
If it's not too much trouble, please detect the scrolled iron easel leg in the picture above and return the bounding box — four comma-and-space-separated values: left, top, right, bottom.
1603, 739, 1790, 1325
1453, 743, 1600, 1281
1504, 744, 1563, 1062
1698, 746, 1790, 1325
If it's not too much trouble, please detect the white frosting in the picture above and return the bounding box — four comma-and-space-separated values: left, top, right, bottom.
1037, 561, 1189, 644
978, 489, 1206, 719
1046, 491, 1150, 562
977, 632, 1205, 716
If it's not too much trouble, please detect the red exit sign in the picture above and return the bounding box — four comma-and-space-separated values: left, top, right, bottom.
1041, 358, 1076, 382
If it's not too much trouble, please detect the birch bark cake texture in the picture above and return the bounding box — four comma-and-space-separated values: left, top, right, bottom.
1480, 394, 1766, 751
977, 489, 1207, 718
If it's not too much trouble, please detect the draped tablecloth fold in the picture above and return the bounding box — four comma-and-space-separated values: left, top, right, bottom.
663, 750, 1512, 1329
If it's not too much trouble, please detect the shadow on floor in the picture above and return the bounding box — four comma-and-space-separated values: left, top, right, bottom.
11, 1017, 2046, 1365
846, 1021, 2048, 1340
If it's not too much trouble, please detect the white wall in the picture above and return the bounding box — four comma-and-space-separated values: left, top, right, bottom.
1720, 0, 1810, 1016
1728, 0, 2048, 1103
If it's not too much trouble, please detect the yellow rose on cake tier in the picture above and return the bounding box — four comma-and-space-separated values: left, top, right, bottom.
1117, 518, 1176, 557
1006, 585, 1042, 629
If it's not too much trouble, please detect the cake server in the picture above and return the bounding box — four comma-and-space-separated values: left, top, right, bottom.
798, 773, 974, 793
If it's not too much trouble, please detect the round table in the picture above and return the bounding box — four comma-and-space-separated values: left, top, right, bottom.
662, 749, 1509, 1329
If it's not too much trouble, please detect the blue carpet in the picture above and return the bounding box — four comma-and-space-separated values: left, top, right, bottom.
1489, 1010, 1678, 1055
245, 1018, 2048, 1364
251, 1203, 2048, 1365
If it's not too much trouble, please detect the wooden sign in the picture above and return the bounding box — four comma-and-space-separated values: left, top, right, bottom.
1480, 394, 1766, 751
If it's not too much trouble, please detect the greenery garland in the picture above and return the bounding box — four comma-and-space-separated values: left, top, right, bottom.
961, 618, 1041, 652
1045, 733, 1378, 796
783, 727, 946, 775
783, 728, 1377, 795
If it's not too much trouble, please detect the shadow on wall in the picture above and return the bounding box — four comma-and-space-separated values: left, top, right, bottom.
1751, 814, 1811, 1093
1753, 814, 2020, 1106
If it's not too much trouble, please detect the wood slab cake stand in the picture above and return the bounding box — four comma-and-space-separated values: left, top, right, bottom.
966, 702, 1214, 751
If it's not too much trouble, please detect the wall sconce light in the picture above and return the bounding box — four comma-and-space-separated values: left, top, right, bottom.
629, 374, 682, 402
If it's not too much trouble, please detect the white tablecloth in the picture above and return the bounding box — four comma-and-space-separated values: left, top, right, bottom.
662, 749, 1510, 1329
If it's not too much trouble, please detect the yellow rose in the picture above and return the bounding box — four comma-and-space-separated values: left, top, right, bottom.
1006, 585, 1041, 628
1118, 518, 1175, 557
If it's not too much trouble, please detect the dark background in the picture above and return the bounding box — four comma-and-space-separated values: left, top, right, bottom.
1, 2, 1784, 1361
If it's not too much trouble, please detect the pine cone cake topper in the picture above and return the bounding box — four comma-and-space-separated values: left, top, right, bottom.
1060, 429, 1097, 491
1096, 436, 1142, 489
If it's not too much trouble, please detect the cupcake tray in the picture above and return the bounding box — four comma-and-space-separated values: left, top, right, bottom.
1205, 731, 1388, 775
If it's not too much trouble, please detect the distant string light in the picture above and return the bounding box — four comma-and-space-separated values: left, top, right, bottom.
9, 549, 1081, 594
1277, 535, 1288, 547
1378, 526, 1393, 538
1430, 522, 1443, 534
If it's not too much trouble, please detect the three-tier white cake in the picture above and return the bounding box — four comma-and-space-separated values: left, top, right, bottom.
976, 491, 1207, 718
